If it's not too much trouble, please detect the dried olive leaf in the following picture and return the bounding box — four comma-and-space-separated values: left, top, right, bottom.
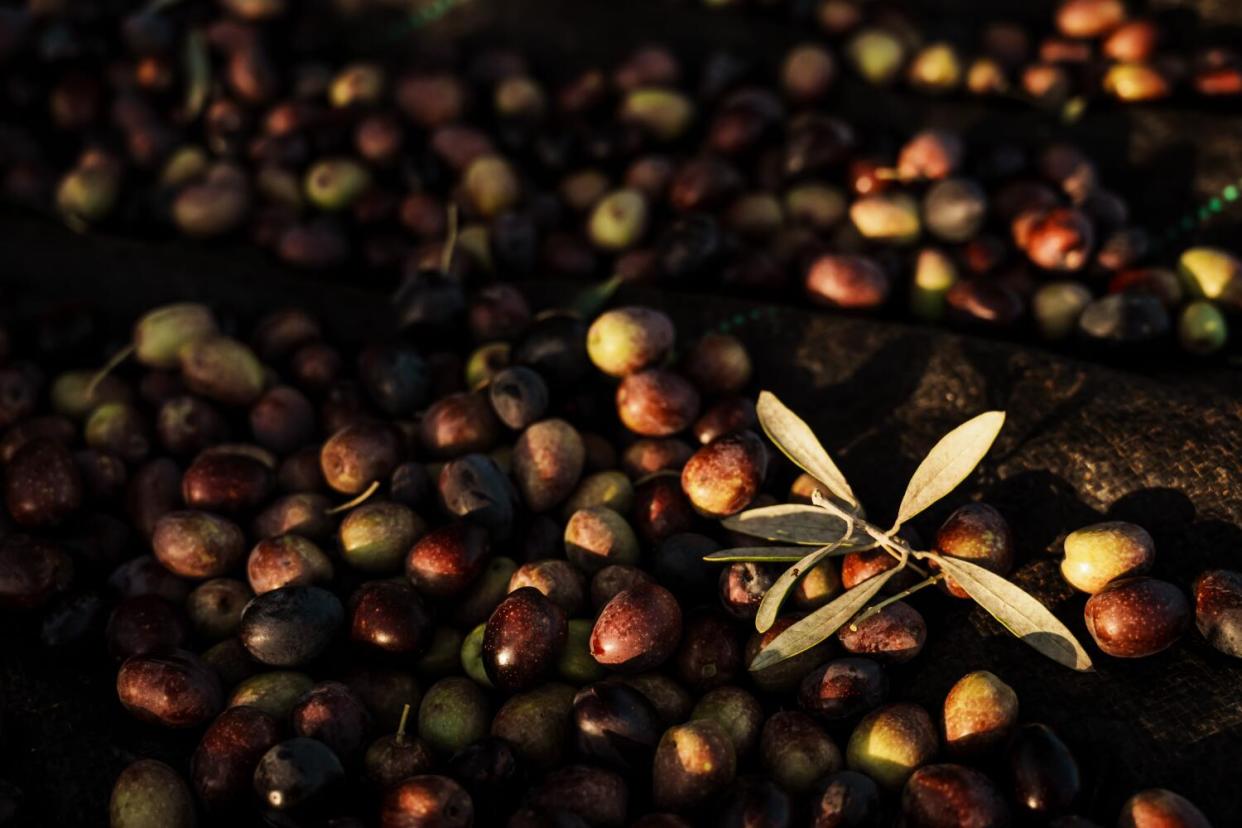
757, 391, 858, 509
894, 411, 1005, 528
755, 542, 845, 633
721, 503, 864, 546
182, 29, 210, 123
748, 567, 898, 672
934, 555, 1093, 671
703, 547, 823, 563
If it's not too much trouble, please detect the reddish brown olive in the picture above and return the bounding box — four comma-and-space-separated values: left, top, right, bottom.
291, 681, 372, 760
805, 254, 891, 310
406, 523, 491, 599
838, 601, 926, 663
616, 370, 701, 437
247, 533, 333, 594
380, 775, 473, 828
591, 582, 683, 672
0, 534, 74, 609
799, 658, 888, 721
622, 439, 696, 479
419, 392, 502, 459
1194, 569, 1242, 658
652, 719, 737, 811
350, 580, 432, 657
632, 476, 698, 544
933, 503, 1015, 598
182, 451, 274, 514
902, 763, 1011, 827
1084, 577, 1190, 658
5, 437, 82, 527
320, 421, 402, 495
1117, 789, 1211, 828
117, 649, 223, 728
482, 586, 569, 692
191, 705, 282, 811
681, 431, 767, 518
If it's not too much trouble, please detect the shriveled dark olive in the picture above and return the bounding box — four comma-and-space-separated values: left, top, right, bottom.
719, 562, 778, 620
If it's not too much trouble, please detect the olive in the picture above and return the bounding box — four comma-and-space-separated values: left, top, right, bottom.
932, 504, 1014, 598
1084, 577, 1189, 658
687, 685, 763, 759
339, 502, 425, 574
718, 777, 792, 828
247, 534, 334, 594
84, 403, 151, 463
591, 582, 683, 672
106, 595, 188, 660
179, 336, 266, 407
587, 307, 674, 378
513, 419, 585, 513
616, 370, 701, 437
719, 562, 778, 620
530, 764, 629, 827
228, 670, 314, 719
761, 711, 843, 794
321, 421, 402, 495
239, 585, 344, 666
673, 612, 742, 691
633, 477, 698, 545
846, 703, 938, 790
573, 681, 663, 768
419, 677, 490, 755
1061, 521, 1155, 594
1194, 569, 1242, 658
5, 438, 82, 527
253, 737, 345, 812
158, 396, 229, 456
291, 681, 372, 760
1117, 789, 1211, 828
191, 705, 281, 811
681, 431, 768, 518
509, 559, 587, 615
681, 334, 752, 396
152, 511, 246, 579
591, 565, 655, 611
799, 658, 888, 721
1008, 723, 1080, 816
255, 493, 333, 540
446, 737, 522, 819
365, 733, 434, 789
347, 668, 422, 731
249, 385, 315, 454
623, 439, 695, 479
943, 671, 1019, 757
483, 586, 568, 692
811, 770, 882, 828
1078, 294, 1171, 346
565, 507, 640, 573
109, 555, 191, 604
1178, 301, 1228, 356
652, 719, 737, 811
901, 763, 1011, 827
117, 649, 223, 728
380, 775, 473, 828
693, 397, 758, 445
490, 683, 577, 768
110, 759, 195, 828
438, 453, 519, 536
406, 523, 491, 598
0, 535, 73, 609
806, 254, 891, 310
924, 178, 986, 243
134, 303, 218, 369
182, 451, 274, 514
350, 580, 432, 657
1034, 282, 1093, 341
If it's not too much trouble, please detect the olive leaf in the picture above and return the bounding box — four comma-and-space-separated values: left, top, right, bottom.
182, 29, 210, 122
748, 567, 898, 672
893, 411, 1005, 529
754, 542, 845, 633
721, 504, 865, 546
570, 274, 623, 319
703, 547, 825, 563
933, 555, 1093, 671
756, 391, 858, 510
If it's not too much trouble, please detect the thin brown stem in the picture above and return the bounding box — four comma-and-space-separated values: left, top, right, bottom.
324, 479, 380, 515
395, 703, 411, 745
85, 343, 136, 401
849, 574, 944, 631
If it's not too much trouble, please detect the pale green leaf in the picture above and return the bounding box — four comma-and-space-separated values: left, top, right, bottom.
894, 411, 1005, 528
935, 555, 1093, 671
755, 542, 844, 633
703, 547, 823, 564
756, 391, 858, 509
748, 567, 898, 672
721, 504, 863, 546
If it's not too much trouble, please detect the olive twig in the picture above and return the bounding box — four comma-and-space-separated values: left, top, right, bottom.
395, 703, 411, 745
324, 480, 380, 515
849, 574, 944, 631
812, 490, 931, 578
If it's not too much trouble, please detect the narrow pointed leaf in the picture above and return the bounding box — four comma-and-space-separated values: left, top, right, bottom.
935, 555, 1093, 671
721, 504, 863, 546
756, 391, 858, 509
748, 567, 898, 672
755, 543, 841, 633
703, 547, 824, 564
894, 411, 1005, 528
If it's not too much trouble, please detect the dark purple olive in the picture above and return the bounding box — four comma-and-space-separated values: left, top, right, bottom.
1008, 723, 1080, 817
350, 580, 432, 657
674, 612, 742, 691
239, 585, 344, 666
117, 649, 223, 728
357, 345, 430, 417
250, 385, 315, 453
488, 366, 549, 431
483, 587, 568, 692
5, 438, 82, 527
652, 719, 737, 811
420, 392, 502, 459
719, 777, 792, 828
152, 511, 246, 579
811, 770, 882, 828
320, 421, 403, 495
366, 732, 434, 789
438, 453, 519, 536
573, 681, 663, 768
1194, 569, 1242, 658
591, 565, 655, 611
1084, 577, 1189, 658
106, 595, 188, 660
253, 737, 345, 812
530, 764, 628, 828
0, 535, 73, 609
719, 563, 778, 620
182, 451, 274, 514
800, 658, 888, 721
591, 582, 683, 672
291, 681, 372, 760
469, 284, 531, 342
191, 705, 281, 811
633, 478, 698, 545
761, 711, 842, 793
692, 398, 757, 445
380, 775, 473, 828
901, 764, 1011, 827
406, 523, 491, 598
